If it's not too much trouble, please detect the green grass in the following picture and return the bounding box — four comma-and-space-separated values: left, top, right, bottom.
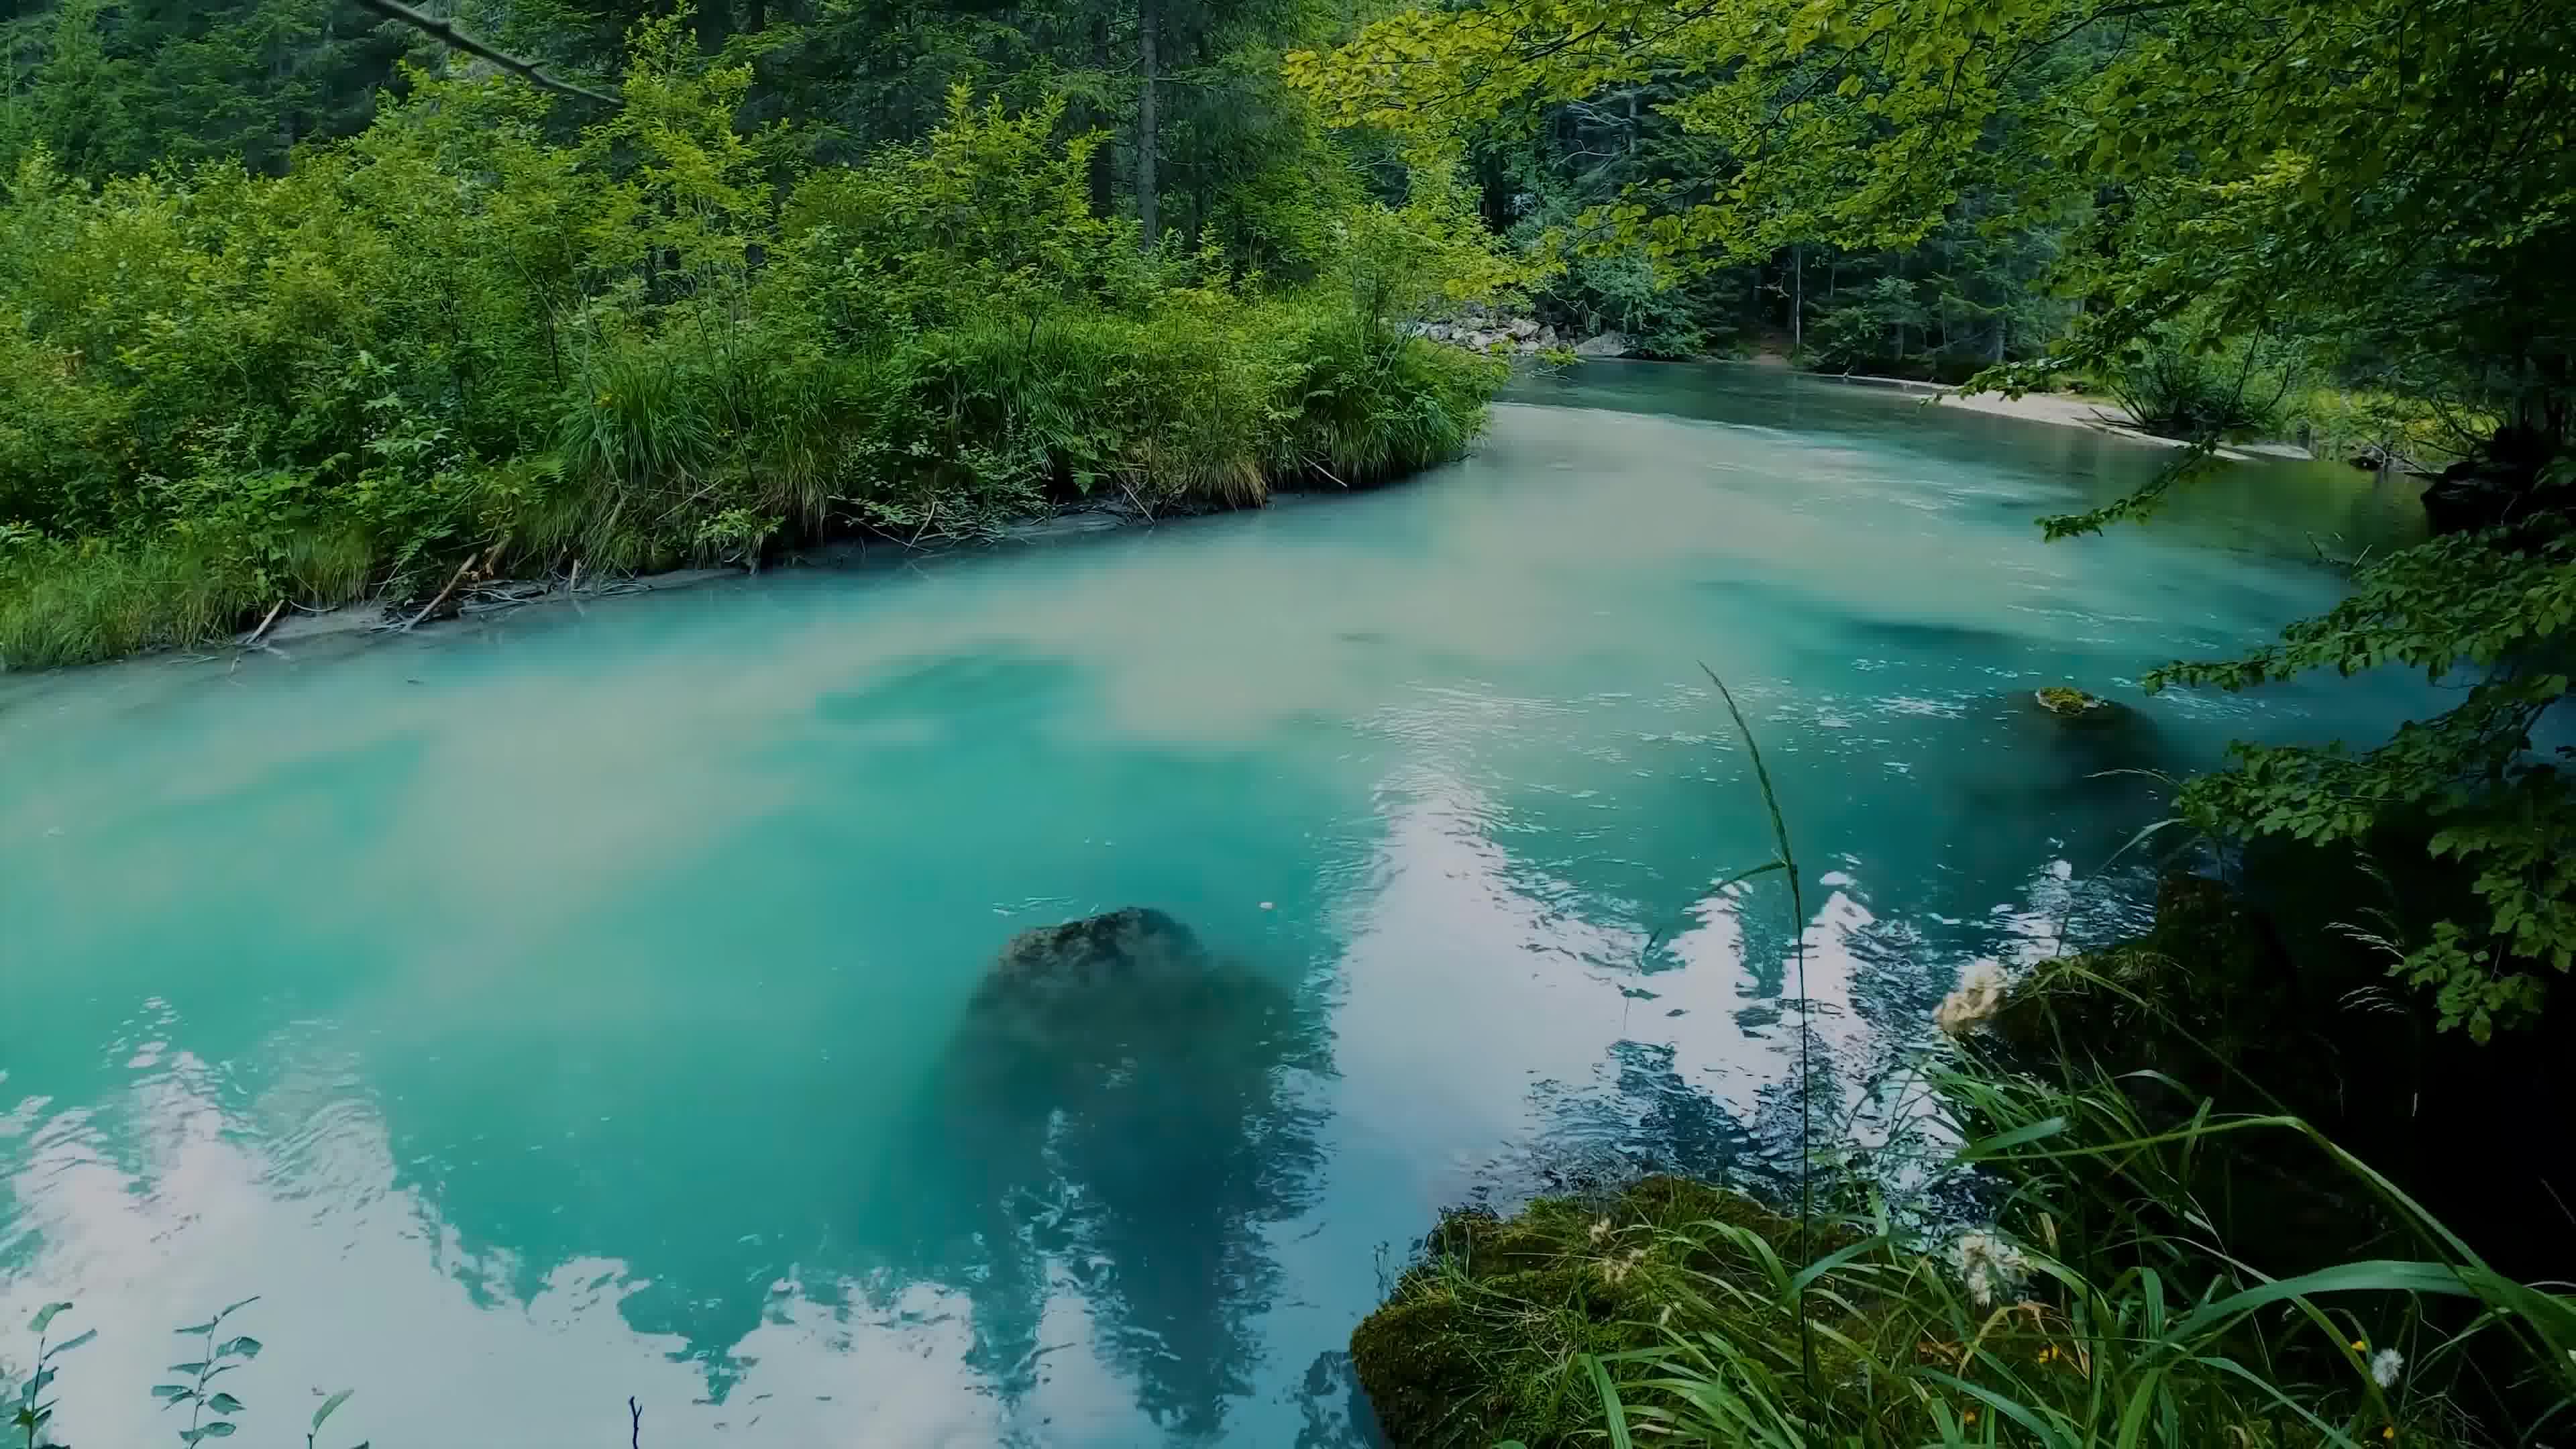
1357, 1024, 2576, 1448
0, 296, 1505, 672
0, 534, 275, 668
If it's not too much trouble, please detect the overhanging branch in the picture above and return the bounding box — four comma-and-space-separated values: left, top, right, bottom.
352, 0, 623, 107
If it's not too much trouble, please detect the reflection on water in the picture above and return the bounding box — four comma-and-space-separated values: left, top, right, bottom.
1, 364, 2431, 1444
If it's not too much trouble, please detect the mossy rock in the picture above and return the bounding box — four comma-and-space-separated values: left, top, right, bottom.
961, 907, 1252, 1055
2033, 684, 2121, 719
1994, 871, 2300, 1082
1350, 1175, 1841, 1448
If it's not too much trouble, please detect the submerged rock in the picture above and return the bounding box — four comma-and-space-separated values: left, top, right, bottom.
1352, 1175, 1839, 1448
916, 910, 1325, 1434
951, 904, 1301, 1075
983, 905, 1208, 998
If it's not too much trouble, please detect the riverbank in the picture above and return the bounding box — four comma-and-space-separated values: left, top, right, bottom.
1809, 372, 2309, 460
231, 502, 1191, 651
0, 58, 1521, 674
0, 311, 1507, 673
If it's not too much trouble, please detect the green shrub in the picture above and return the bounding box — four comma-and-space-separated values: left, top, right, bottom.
0, 28, 1508, 669
2109, 331, 2298, 441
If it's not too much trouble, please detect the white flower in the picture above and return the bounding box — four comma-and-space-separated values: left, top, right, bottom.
1589, 1217, 1611, 1244
1599, 1246, 1648, 1286
1935, 959, 2010, 1038
1954, 1230, 2030, 1309
2371, 1347, 2404, 1389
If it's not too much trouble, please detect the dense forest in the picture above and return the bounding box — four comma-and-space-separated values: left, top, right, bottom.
3, 0, 2573, 1442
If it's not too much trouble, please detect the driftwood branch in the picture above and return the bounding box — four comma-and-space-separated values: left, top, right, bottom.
244, 598, 286, 647
351, 0, 623, 107
394, 557, 474, 633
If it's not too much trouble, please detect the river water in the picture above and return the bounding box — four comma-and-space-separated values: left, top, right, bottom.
1, 364, 2429, 1446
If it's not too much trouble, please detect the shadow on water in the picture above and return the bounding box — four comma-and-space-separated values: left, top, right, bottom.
894, 909, 1331, 1438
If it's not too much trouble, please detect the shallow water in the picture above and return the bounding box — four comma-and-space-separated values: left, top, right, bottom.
1, 363, 2430, 1446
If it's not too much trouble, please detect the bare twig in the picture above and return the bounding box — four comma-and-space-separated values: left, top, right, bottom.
352, 0, 623, 107
244, 599, 286, 647
395, 558, 474, 633
907, 500, 943, 549
566, 558, 582, 596
628, 1396, 643, 1449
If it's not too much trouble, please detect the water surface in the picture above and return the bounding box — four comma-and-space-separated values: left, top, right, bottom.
1, 364, 2428, 1445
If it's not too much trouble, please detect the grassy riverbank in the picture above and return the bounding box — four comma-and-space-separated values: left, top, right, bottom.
1357, 1053, 2576, 1448
1352, 943, 2576, 1448
0, 30, 1506, 672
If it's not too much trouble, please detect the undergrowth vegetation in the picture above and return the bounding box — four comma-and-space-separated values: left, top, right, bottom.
1353, 887, 2576, 1449
0, 17, 1506, 669
1362, 1049, 2576, 1448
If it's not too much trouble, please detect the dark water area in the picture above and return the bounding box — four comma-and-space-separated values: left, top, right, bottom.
0, 363, 2432, 1444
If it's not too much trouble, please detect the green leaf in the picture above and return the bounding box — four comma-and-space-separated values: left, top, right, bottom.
152, 1385, 197, 1403
169, 1362, 209, 1377
43, 1328, 98, 1359
215, 1295, 261, 1322
215, 1336, 262, 1360
174, 1320, 219, 1336
2167, 1259, 2477, 1343
313, 1389, 355, 1432
206, 1392, 245, 1414
1913, 1368, 2082, 1449
1578, 1354, 1636, 1449
1712, 859, 1788, 892
28, 1303, 72, 1335
1789, 1232, 1891, 1297
1956, 1114, 2070, 1160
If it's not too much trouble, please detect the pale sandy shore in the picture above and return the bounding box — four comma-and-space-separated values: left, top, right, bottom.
1811, 372, 2302, 462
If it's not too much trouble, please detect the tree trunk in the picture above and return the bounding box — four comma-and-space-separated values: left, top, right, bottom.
1137, 0, 1160, 250
694, 0, 727, 53
1089, 11, 1114, 217
1790, 245, 1803, 359
747, 0, 767, 33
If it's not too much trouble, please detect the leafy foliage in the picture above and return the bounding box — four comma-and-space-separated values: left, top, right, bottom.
5, 1299, 364, 1449
0, 18, 1508, 669
2145, 533, 2576, 1037
1291, 0, 2576, 1030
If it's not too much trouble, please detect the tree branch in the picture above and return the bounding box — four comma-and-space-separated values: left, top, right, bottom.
350, 0, 623, 107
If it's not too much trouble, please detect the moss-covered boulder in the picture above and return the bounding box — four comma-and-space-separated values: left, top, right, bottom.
1350, 1175, 1838, 1448
1994, 871, 2300, 1082
2033, 684, 2114, 718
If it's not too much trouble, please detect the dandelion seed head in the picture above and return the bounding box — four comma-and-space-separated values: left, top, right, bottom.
2371, 1347, 2404, 1389
1953, 1230, 2030, 1309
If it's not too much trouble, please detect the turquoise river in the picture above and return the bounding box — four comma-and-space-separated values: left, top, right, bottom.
1, 364, 2431, 1446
